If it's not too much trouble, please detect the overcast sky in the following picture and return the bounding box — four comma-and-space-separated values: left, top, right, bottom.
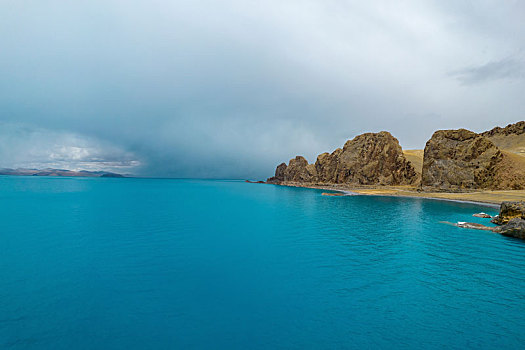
1, 0, 524, 178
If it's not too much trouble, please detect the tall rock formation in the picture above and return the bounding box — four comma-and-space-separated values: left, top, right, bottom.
267, 131, 418, 186
314, 132, 417, 185
266, 156, 317, 183
421, 128, 525, 190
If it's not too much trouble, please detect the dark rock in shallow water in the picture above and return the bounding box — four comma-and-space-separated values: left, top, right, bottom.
493, 218, 525, 239
473, 212, 492, 218
485, 201, 525, 240
491, 201, 525, 225
454, 222, 494, 231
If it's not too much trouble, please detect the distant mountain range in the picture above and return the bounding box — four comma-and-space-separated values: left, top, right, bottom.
0, 168, 125, 178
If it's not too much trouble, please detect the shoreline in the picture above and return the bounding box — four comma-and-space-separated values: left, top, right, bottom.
269, 182, 525, 208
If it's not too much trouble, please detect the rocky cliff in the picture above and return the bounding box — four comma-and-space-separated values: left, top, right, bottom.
421, 129, 503, 190
267, 131, 418, 186
481, 121, 525, 157
481, 121, 525, 138
421, 128, 525, 191
268, 121, 525, 191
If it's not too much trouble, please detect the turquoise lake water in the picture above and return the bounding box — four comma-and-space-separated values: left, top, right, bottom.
1, 176, 525, 349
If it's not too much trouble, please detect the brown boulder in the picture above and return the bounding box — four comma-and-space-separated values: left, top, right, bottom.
491, 201, 525, 225
493, 218, 525, 239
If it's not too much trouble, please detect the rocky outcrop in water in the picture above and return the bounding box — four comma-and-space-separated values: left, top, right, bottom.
421, 129, 525, 190
454, 221, 494, 231
491, 201, 525, 225
473, 213, 492, 218
493, 218, 525, 239
494, 218, 525, 239
267, 131, 418, 186
485, 201, 525, 239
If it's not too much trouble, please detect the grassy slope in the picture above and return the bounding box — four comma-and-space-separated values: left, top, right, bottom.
403, 149, 424, 175
486, 134, 525, 156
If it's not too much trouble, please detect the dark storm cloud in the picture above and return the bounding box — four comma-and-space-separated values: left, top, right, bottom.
1, 1, 524, 178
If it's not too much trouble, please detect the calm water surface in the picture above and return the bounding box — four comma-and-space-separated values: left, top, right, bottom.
1, 177, 524, 349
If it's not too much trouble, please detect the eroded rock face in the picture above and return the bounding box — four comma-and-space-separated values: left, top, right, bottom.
267, 163, 287, 184
493, 218, 525, 239
491, 201, 525, 225
480, 121, 525, 157
481, 121, 525, 138
314, 132, 417, 185
314, 149, 343, 183
283, 156, 317, 182
421, 129, 504, 190
267, 131, 418, 186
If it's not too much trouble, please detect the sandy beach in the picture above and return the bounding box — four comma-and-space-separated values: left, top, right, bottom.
274, 182, 525, 206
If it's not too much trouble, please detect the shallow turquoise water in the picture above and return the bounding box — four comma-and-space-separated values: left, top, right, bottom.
1, 176, 524, 349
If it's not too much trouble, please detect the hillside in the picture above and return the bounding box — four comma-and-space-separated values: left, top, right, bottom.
403, 149, 424, 175
481, 121, 525, 157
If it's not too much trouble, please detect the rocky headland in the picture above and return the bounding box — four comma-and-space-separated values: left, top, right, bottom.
453, 201, 525, 240
267, 131, 418, 186
264, 121, 525, 238
267, 121, 525, 196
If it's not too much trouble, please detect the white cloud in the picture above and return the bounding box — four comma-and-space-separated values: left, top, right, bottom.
0, 122, 140, 173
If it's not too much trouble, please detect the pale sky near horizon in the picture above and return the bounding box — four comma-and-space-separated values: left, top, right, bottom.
1, 0, 524, 178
